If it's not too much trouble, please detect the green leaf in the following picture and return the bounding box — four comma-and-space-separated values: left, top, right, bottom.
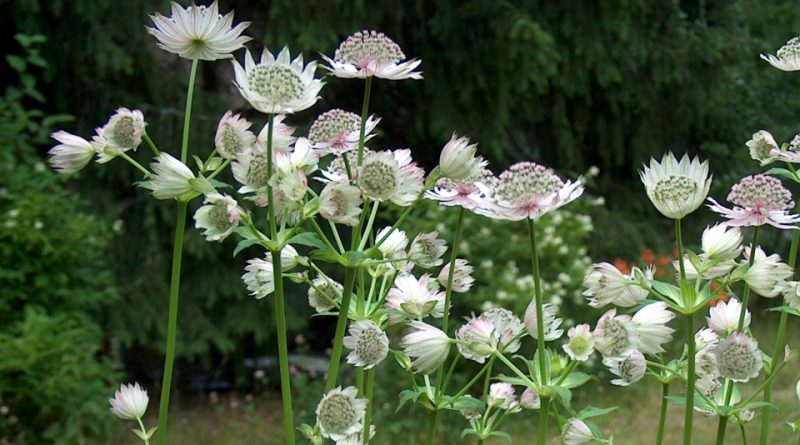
288, 232, 328, 250
396, 389, 426, 412
233, 239, 260, 257
651, 281, 683, 307
489, 430, 513, 443
446, 395, 485, 411
547, 384, 572, 408
768, 305, 800, 317
577, 405, 617, 419
558, 371, 591, 389
765, 167, 800, 183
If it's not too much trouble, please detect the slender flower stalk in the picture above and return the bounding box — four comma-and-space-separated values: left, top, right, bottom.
527, 219, 549, 445
325, 268, 357, 391
656, 382, 669, 445
356, 77, 372, 166
676, 218, 696, 445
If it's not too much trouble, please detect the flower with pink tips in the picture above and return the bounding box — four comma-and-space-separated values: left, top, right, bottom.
708, 174, 800, 229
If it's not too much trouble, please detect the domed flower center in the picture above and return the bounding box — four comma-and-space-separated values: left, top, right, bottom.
335, 30, 406, 66
355, 325, 387, 365
653, 175, 697, 203
617, 355, 640, 381
358, 154, 398, 200
309, 109, 361, 145
318, 393, 357, 434
248, 64, 304, 104
789, 134, 800, 153
778, 37, 800, 60
715, 335, 761, 381
208, 204, 232, 230
245, 155, 270, 188
111, 115, 137, 148
496, 162, 563, 204
220, 125, 245, 156
597, 317, 633, 357
727, 174, 793, 212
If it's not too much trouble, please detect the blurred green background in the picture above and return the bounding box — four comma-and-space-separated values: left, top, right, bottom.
2, 0, 800, 443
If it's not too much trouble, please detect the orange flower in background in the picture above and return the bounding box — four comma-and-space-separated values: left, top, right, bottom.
613, 258, 631, 275
641, 248, 655, 264
709, 282, 730, 307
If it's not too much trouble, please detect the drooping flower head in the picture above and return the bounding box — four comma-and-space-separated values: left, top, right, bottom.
147, 1, 251, 61
456, 308, 525, 363
604, 350, 646, 386
385, 274, 445, 323
343, 320, 389, 369
109, 382, 149, 420
780, 280, 800, 310
242, 257, 275, 299
308, 276, 343, 313
523, 298, 564, 341
702, 224, 743, 262
487, 383, 517, 409
631, 302, 675, 355
582, 262, 650, 308
215, 111, 256, 159
746, 130, 781, 166
563, 419, 599, 445
742, 246, 794, 298
324, 30, 422, 80
563, 324, 595, 361
233, 47, 323, 114
708, 175, 800, 229
96, 108, 146, 161
439, 134, 487, 181
149, 152, 197, 200
315, 386, 367, 441
520, 388, 541, 410
400, 321, 451, 374
640, 152, 711, 219
319, 182, 363, 226
408, 232, 447, 269
438, 258, 475, 293
713, 332, 763, 382
48, 131, 97, 174
257, 115, 297, 153
707, 298, 750, 336
308, 109, 379, 154
481, 162, 583, 220
592, 309, 639, 359
761, 37, 800, 71
193, 193, 241, 241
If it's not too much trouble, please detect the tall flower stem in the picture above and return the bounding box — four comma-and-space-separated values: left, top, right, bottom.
356, 77, 372, 166
363, 369, 376, 442
424, 410, 438, 445
155, 57, 198, 445
760, 227, 800, 445
527, 218, 548, 445
675, 218, 695, 445
656, 382, 669, 445
325, 267, 357, 391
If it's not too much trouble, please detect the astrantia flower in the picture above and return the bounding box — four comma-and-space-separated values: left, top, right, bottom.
457, 308, 525, 362
408, 231, 447, 269
563, 324, 595, 361
149, 152, 196, 200
524, 298, 564, 341
48, 131, 96, 174
147, 1, 251, 61
487, 383, 516, 409
582, 262, 650, 308
319, 182, 363, 226
109, 382, 148, 420
480, 161, 583, 220
439, 134, 486, 180
401, 321, 451, 374
215, 111, 255, 159
95, 108, 145, 162
324, 30, 422, 80
376, 226, 408, 259
640, 152, 711, 219
631, 302, 675, 355
425, 176, 492, 211
385, 274, 445, 322
746, 130, 780, 166
193, 193, 241, 241
604, 350, 646, 386
308, 109, 379, 154
708, 175, 800, 229
242, 257, 275, 299
592, 309, 639, 359
520, 388, 541, 410
742, 246, 794, 298
356, 149, 425, 205
761, 37, 800, 71
308, 276, 343, 313
316, 386, 367, 441
343, 320, 389, 369
233, 47, 323, 114
695, 327, 720, 351
702, 224, 743, 262
564, 419, 598, 445
257, 115, 297, 153
713, 332, 763, 382
708, 298, 750, 336
438, 258, 475, 293
232, 146, 270, 194
780, 281, 800, 310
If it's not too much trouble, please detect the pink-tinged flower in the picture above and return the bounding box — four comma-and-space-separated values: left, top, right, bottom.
520, 388, 541, 410
193, 193, 241, 241
524, 298, 563, 341
408, 231, 447, 269
215, 110, 255, 159
604, 350, 646, 386
439, 134, 487, 180
149, 152, 198, 200
48, 131, 97, 174
95, 108, 146, 162
400, 321, 451, 374
109, 382, 149, 420
438, 259, 475, 293
487, 383, 516, 409
478, 161, 583, 220
323, 30, 422, 80
357, 149, 424, 206
713, 332, 763, 383
308, 109, 379, 154
707, 298, 750, 336
746, 130, 781, 166
582, 262, 650, 308
319, 182, 363, 226
425, 176, 493, 211
640, 153, 711, 219
742, 246, 794, 298
343, 320, 389, 369
146, 1, 251, 61
257, 115, 297, 153
631, 302, 675, 355
385, 274, 445, 323
708, 174, 800, 229
456, 308, 524, 363
563, 419, 597, 445
592, 309, 639, 359
761, 37, 800, 71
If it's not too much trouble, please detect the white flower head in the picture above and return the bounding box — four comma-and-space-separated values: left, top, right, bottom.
707, 298, 750, 336
146, 1, 251, 61
520, 388, 541, 410
592, 309, 639, 359
48, 131, 96, 174
96, 108, 145, 161
604, 350, 646, 386
713, 332, 763, 382
456, 316, 498, 362
761, 37, 800, 71
215, 111, 256, 159
564, 418, 598, 445
316, 386, 367, 441
319, 182, 363, 226
439, 134, 487, 180
343, 320, 389, 369
324, 30, 422, 80
640, 152, 711, 219
233, 47, 323, 114
232, 145, 270, 195
743, 246, 794, 297
376, 226, 409, 258
109, 382, 148, 420
780, 280, 800, 309
308, 276, 343, 313
242, 257, 275, 299
487, 382, 516, 409
193, 193, 241, 241
400, 321, 451, 374
309, 109, 379, 154
408, 231, 447, 269
356, 150, 423, 206
563, 324, 595, 361
632, 302, 675, 355
702, 224, 743, 262
257, 115, 297, 153
582, 262, 649, 308
149, 152, 196, 200
425, 175, 493, 211
746, 130, 781, 166
438, 258, 475, 293
385, 274, 445, 323
695, 327, 720, 351
708, 175, 800, 229
524, 298, 564, 341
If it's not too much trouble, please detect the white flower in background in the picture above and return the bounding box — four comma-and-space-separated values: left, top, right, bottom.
109, 382, 149, 420
215, 111, 255, 159
604, 350, 646, 386
776, 134, 800, 163
439, 134, 486, 180
233, 47, 323, 114
438, 258, 475, 293
592, 309, 639, 359
480, 161, 583, 220
742, 246, 793, 297
232, 146, 270, 194
149, 152, 196, 200
761, 37, 800, 71
524, 298, 564, 341
242, 257, 275, 299
695, 375, 722, 398
487, 383, 516, 409
319, 182, 363, 226
702, 224, 743, 261
713, 332, 763, 382
308, 109, 379, 154
400, 321, 451, 374
47, 131, 96, 174
456, 316, 497, 362
408, 232, 447, 269
640, 152, 711, 219
708, 175, 800, 229
193, 193, 241, 241
563, 419, 598, 445
696, 345, 719, 379
425, 176, 492, 211
520, 388, 541, 410
482, 307, 525, 350
316, 386, 367, 441
343, 320, 389, 369
385, 274, 445, 322
695, 327, 720, 351
707, 298, 750, 336
563, 324, 595, 361
95, 108, 146, 162
582, 262, 649, 308
746, 130, 781, 166
780, 281, 800, 309
323, 29, 422, 80
632, 302, 675, 355
308, 276, 343, 313
146, 1, 251, 61
336, 424, 375, 445
376, 226, 409, 258
257, 115, 297, 153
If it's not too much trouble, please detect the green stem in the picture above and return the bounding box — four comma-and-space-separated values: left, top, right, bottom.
656, 382, 669, 445
452, 357, 496, 399
265, 114, 277, 238
538, 397, 550, 445
493, 352, 536, 388
440, 354, 461, 395
424, 409, 438, 445
363, 369, 376, 443
136, 417, 150, 445
527, 219, 547, 386
143, 131, 159, 156
271, 250, 295, 445
325, 268, 357, 391
481, 360, 495, 399
206, 159, 231, 180
683, 311, 696, 445
715, 416, 728, 445
675, 218, 687, 282
180, 58, 199, 163
118, 152, 151, 177
356, 77, 372, 166
374, 198, 422, 249
357, 200, 380, 251
740, 421, 749, 445
442, 207, 465, 334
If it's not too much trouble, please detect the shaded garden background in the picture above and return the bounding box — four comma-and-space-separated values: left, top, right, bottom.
2, 0, 800, 443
